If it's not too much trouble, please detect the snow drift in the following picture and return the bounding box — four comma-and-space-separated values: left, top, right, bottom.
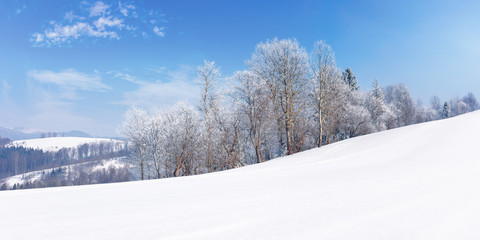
1, 111, 480, 239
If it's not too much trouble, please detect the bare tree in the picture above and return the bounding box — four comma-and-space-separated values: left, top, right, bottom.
232, 70, 272, 163
122, 106, 149, 180
198, 60, 221, 172
249, 38, 309, 155
164, 103, 201, 177
310, 40, 344, 147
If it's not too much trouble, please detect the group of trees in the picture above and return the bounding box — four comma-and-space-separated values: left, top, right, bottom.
40, 132, 64, 138
123, 38, 479, 180
432, 92, 479, 119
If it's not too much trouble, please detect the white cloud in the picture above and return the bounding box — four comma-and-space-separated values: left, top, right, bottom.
153, 26, 165, 37
31, 1, 167, 46
94, 16, 123, 30
65, 11, 85, 22
119, 2, 135, 17
89, 1, 110, 17
32, 21, 120, 46
27, 69, 111, 92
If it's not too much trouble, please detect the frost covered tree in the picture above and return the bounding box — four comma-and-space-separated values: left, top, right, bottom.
212, 95, 245, 170
122, 103, 202, 179
462, 92, 479, 111
309, 40, 345, 146
449, 98, 470, 116
366, 79, 388, 131
122, 107, 166, 179
430, 95, 443, 119
122, 107, 149, 180
339, 83, 374, 139
164, 103, 201, 177
414, 99, 437, 123
232, 70, 273, 163
249, 38, 310, 155
198, 60, 221, 172
145, 110, 166, 179
385, 84, 416, 127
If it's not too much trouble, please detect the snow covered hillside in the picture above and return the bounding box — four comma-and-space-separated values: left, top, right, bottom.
0, 157, 135, 189
1, 111, 480, 239
8, 137, 125, 152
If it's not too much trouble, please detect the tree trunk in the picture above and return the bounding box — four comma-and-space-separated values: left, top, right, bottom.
318, 110, 323, 148
140, 160, 144, 180
174, 163, 183, 177
285, 118, 293, 155
255, 141, 263, 163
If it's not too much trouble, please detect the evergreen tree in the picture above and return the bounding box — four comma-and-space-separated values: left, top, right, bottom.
341, 68, 359, 91
442, 102, 451, 119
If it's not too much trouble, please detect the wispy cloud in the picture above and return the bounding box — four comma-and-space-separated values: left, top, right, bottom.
19, 70, 115, 135
112, 65, 199, 108
1, 80, 12, 99
119, 81, 198, 107
27, 69, 111, 92
25, 87, 104, 135
31, 1, 166, 47
112, 72, 144, 85
0, 80, 24, 128
118, 2, 135, 17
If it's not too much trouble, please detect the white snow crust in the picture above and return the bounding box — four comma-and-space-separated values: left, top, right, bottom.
1, 111, 480, 239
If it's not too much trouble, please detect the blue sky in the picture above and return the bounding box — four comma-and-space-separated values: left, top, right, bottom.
0, 0, 479, 137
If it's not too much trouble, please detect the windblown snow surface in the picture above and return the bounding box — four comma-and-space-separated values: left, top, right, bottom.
1, 111, 480, 239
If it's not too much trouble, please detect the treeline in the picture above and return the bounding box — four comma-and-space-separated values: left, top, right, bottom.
0, 141, 130, 179
122, 38, 479, 180
40, 132, 64, 138
0, 136, 10, 147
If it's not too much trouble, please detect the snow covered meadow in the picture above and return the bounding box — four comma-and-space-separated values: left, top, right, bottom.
1, 110, 479, 239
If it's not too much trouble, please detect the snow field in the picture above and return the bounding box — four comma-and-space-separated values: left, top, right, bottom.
1, 111, 480, 239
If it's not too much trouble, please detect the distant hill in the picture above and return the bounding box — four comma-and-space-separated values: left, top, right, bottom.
8, 137, 125, 152
0, 127, 92, 140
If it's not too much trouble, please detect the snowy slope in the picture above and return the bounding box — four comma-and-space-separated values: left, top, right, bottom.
8, 137, 124, 152
1, 111, 480, 239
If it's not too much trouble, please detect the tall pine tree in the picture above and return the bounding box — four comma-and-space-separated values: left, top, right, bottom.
342, 68, 359, 91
